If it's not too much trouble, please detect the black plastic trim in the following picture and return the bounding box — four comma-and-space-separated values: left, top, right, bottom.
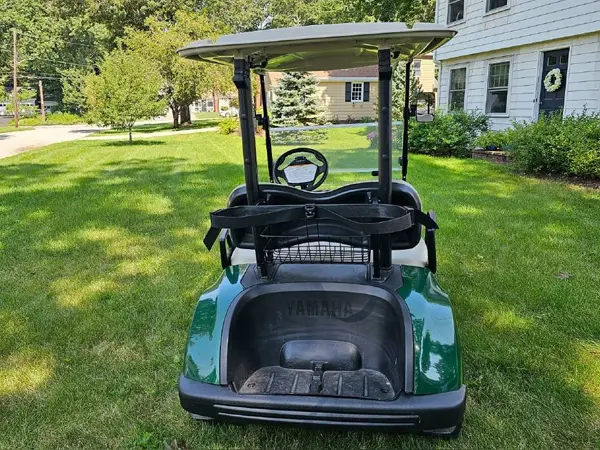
219, 230, 234, 269
179, 375, 466, 431
425, 210, 437, 274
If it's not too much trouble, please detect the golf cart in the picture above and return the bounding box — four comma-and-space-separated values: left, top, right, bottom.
177, 23, 465, 436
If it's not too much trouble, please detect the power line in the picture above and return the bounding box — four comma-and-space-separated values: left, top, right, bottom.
22, 57, 92, 68
18, 30, 101, 49
17, 75, 61, 80
0, 71, 61, 77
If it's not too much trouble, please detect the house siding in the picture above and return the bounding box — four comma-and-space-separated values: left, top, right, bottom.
317, 82, 378, 120
418, 58, 437, 93
438, 33, 600, 130
266, 58, 436, 119
436, 0, 600, 61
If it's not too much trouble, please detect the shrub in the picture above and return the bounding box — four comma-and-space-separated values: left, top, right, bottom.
218, 117, 238, 135
508, 110, 600, 178
407, 110, 489, 158
220, 105, 229, 111
475, 129, 512, 150
10, 112, 85, 126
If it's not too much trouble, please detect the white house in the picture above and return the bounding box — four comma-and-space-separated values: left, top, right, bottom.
434, 0, 600, 129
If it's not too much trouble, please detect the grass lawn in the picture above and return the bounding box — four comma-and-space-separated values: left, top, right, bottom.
93, 116, 222, 136
0, 125, 34, 134
0, 129, 599, 449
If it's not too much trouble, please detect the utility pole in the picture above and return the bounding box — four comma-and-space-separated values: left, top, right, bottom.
12, 28, 19, 128
39, 79, 45, 122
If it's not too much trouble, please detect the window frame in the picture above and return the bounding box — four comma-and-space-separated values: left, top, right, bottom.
484, 0, 510, 16
413, 60, 422, 78
350, 81, 364, 103
447, 0, 465, 24
485, 58, 512, 117
447, 65, 468, 111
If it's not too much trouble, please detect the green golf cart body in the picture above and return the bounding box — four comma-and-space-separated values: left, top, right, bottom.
177, 22, 465, 435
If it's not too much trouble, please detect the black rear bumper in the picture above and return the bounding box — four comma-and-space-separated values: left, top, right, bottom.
179, 375, 466, 431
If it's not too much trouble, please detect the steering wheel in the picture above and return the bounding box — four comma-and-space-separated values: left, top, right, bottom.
273, 147, 329, 191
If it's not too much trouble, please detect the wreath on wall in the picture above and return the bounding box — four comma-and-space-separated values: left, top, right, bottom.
544, 68, 563, 93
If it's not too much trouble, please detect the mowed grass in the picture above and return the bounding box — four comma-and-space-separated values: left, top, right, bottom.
0, 125, 34, 134
0, 129, 599, 449
93, 115, 222, 136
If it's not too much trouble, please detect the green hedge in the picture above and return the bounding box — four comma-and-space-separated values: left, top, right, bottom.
407, 110, 490, 158
10, 112, 85, 126
477, 111, 600, 179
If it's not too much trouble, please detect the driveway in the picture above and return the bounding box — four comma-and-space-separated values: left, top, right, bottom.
0, 124, 101, 160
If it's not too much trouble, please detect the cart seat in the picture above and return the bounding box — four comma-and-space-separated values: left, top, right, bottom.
225, 181, 429, 267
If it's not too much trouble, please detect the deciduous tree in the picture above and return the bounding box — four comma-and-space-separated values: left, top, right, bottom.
124, 11, 233, 128
83, 49, 166, 142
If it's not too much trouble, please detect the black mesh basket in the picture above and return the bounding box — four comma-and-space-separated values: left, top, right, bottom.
261, 218, 371, 265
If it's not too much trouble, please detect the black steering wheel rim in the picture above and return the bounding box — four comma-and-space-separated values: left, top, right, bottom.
273, 147, 329, 191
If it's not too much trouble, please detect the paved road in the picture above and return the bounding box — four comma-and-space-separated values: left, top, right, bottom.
0, 124, 101, 160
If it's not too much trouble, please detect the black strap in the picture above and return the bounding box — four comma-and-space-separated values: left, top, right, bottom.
203, 204, 437, 250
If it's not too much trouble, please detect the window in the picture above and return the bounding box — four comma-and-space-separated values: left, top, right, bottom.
487, 0, 508, 12
413, 60, 422, 77
351, 82, 364, 102
449, 67, 467, 110
447, 0, 464, 23
560, 54, 569, 65
486, 61, 510, 114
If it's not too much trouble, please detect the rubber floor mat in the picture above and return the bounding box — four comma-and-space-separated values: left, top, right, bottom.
239, 366, 395, 400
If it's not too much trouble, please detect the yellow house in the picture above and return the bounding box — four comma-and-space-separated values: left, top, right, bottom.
266, 55, 436, 121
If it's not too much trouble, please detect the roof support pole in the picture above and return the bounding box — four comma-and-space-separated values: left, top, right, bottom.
377, 48, 393, 271
259, 73, 274, 182
402, 60, 411, 181
233, 57, 267, 276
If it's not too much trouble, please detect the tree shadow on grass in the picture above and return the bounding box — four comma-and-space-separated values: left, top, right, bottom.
0, 154, 599, 448
101, 139, 167, 147
0, 156, 244, 448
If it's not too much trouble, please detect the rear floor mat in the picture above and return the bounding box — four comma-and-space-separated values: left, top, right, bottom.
239, 366, 395, 400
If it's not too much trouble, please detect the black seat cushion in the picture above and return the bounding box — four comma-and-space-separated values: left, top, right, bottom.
226, 182, 423, 250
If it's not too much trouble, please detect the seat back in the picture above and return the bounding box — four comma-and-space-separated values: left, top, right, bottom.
227, 181, 423, 250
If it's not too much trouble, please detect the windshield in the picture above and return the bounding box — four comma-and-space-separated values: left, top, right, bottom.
271, 122, 402, 191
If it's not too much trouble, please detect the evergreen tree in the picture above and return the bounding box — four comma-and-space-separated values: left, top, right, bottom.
391, 62, 423, 121
271, 72, 325, 127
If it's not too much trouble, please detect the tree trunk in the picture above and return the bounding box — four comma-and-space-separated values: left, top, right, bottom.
213, 92, 219, 113
171, 105, 180, 128
128, 125, 133, 144
179, 105, 191, 125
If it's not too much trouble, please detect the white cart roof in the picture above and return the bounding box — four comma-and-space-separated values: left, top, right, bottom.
178, 23, 456, 71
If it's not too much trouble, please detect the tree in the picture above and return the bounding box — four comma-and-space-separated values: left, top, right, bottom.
83, 49, 166, 143
343, 0, 435, 24
391, 62, 423, 121
60, 67, 90, 114
198, 0, 433, 33
271, 72, 325, 127
0, 0, 111, 106
124, 11, 233, 128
